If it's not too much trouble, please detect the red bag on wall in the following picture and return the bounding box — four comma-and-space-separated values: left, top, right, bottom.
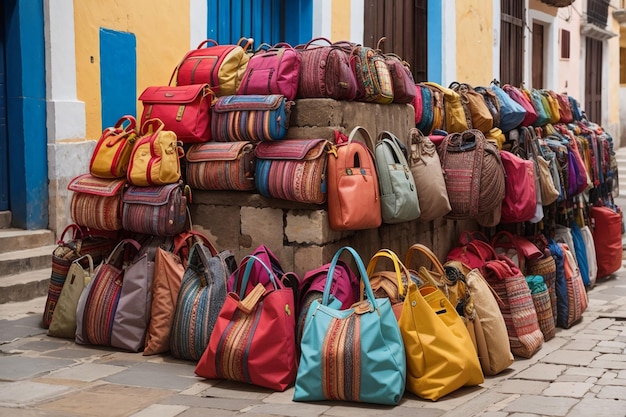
499, 150, 537, 223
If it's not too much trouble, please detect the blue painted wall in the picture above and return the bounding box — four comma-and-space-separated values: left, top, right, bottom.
100, 28, 137, 129
427, 0, 442, 84
0, 3, 9, 211
207, 0, 312, 48
4, 0, 47, 228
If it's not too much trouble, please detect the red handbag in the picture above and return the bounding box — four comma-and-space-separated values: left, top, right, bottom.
195, 254, 298, 391
590, 206, 623, 278
499, 150, 537, 223
138, 84, 212, 143
502, 84, 538, 127
238, 43, 302, 100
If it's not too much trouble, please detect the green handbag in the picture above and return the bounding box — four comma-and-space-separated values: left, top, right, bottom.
293, 246, 406, 405
47, 255, 95, 339
375, 131, 421, 224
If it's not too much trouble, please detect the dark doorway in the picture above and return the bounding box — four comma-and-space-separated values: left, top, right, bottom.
532, 22, 544, 89
584, 37, 603, 123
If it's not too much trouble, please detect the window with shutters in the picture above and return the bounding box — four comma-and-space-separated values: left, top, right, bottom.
560, 29, 570, 60
363, 0, 428, 82
500, 0, 524, 86
586, 0, 610, 28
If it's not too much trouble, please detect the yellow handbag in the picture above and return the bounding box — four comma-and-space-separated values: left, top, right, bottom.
90, 115, 137, 178
401, 243, 484, 401
450, 82, 494, 133
127, 118, 184, 186
424, 82, 469, 133
542, 90, 561, 124
367, 249, 411, 320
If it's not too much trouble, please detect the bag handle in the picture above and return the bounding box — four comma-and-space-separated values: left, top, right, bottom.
173, 230, 217, 257
105, 238, 141, 266
236, 37, 254, 51
303, 37, 334, 49
404, 244, 446, 276
235, 254, 280, 299
323, 247, 375, 308
58, 223, 83, 244
72, 254, 95, 276
140, 118, 165, 137
347, 125, 376, 154
366, 249, 410, 298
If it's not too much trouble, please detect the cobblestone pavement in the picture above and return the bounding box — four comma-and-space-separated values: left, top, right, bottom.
0, 261, 625, 417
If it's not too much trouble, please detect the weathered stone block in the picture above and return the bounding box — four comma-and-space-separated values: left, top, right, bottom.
285, 209, 346, 245
189, 204, 240, 251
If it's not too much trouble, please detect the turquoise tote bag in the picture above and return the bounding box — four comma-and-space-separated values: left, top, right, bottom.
293, 246, 406, 405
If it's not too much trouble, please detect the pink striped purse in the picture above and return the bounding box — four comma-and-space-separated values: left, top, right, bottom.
185, 141, 256, 191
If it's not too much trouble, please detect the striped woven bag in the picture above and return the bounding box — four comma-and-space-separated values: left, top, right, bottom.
483, 256, 544, 359
185, 141, 256, 191
68, 174, 125, 231
170, 241, 236, 361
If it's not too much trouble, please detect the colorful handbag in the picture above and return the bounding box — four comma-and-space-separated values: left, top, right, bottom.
296, 37, 357, 100
211, 94, 292, 142
367, 249, 411, 319
76, 239, 148, 351
238, 43, 302, 100
68, 174, 125, 231
375, 131, 420, 223
423, 82, 468, 133
489, 82, 526, 132
449, 82, 494, 133
407, 128, 451, 221
255, 138, 331, 204
127, 118, 184, 186
559, 243, 588, 328
499, 150, 538, 224
195, 254, 298, 391
502, 84, 538, 127
89, 115, 137, 179
416, 84, 434, 134
327, 127, 382, 231
438, 129, 506, 227
376, 38, 416, 104
170, 241, 237, 361
185, 141, 256, 191
399, 247, 484, 400
138, 84, 212, 143
47, 254, 94, 338
525, 274, 556, 341
474, 85, 501, 128
42, 224, 116, 329
173, 38, 252, 96
348, 43, 394, 104
483, 256, 544, 358
121, 183, 189, 237
293, 246, 406, 405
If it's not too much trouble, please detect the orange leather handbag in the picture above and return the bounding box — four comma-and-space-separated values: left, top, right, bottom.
327, 126, 381, 231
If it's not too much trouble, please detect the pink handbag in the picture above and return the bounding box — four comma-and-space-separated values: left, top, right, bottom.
238, 43, 302, 101
499, 150, 537, 224
502, 85, 538, 127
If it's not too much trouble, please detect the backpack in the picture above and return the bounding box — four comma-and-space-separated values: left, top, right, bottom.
375, 131, 421, 224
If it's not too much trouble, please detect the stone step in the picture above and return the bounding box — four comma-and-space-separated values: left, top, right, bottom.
0, 245, 56, 277
0, 268, 50, 304
0, 211, 10, 229
0, 229, 55, 254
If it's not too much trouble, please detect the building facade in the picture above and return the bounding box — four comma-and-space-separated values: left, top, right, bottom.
0, 0, 623, 236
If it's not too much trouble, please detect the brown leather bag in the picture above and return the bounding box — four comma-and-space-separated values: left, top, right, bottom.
449, 82, 494, 133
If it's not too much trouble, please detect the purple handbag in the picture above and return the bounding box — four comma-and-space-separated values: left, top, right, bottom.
121, 183, 189, 236
237, 43, 302, 101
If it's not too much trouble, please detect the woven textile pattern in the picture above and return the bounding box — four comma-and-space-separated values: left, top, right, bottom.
321, 316, 361, 401
297, 46, 357, 100
527, 256, 558, 328
121, 184, 187, 237
83, 265, 122, 346
352, 48, 393, 104
70, 193, 122, 231
186, 142, 255, 191
214, 309, 258, 383
532, 289, 556, 341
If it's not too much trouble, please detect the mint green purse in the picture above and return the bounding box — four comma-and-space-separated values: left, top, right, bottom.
293, 246, 406, 405
375, 131, 421, 224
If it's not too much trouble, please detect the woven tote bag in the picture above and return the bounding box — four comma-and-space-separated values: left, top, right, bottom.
483, 257, 544, 359
525, 275, 556, 341
438, 129, 506, 227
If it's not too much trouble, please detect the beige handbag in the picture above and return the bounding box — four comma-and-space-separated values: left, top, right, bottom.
444, 261, 514, 376
406, 128, 451, 221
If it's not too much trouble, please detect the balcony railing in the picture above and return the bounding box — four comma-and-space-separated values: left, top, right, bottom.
587, 0, 610, 28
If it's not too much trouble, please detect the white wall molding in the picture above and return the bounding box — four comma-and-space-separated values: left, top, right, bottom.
190, 0, 208, 49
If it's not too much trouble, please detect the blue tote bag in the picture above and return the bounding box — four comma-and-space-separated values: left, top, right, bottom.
489, 82, 526, 133
293, 246, 406, 405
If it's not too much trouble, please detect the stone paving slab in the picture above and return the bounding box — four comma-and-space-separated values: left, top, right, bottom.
0, 356, 74, 381
566, 397, 626, 417
0, 380, 70, 407
502, 394, 578, 415
0, 315, 46, 344
36, 384, 176, 417
102, 361, 200, 391
44, 363, 127, 382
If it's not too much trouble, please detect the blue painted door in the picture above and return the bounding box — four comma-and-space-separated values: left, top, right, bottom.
0, 3, 8, 211
207, 0, 312, 48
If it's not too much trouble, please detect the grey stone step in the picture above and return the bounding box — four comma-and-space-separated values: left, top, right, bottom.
0, 229, 55, 254
0, 268, 50, 304
0, 245, 56, 277
0, 211, 10, 229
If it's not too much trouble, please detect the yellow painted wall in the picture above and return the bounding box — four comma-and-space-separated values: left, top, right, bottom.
455, 0, 493, 85
74, 0, 190, 140
331, 0, 351, 42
